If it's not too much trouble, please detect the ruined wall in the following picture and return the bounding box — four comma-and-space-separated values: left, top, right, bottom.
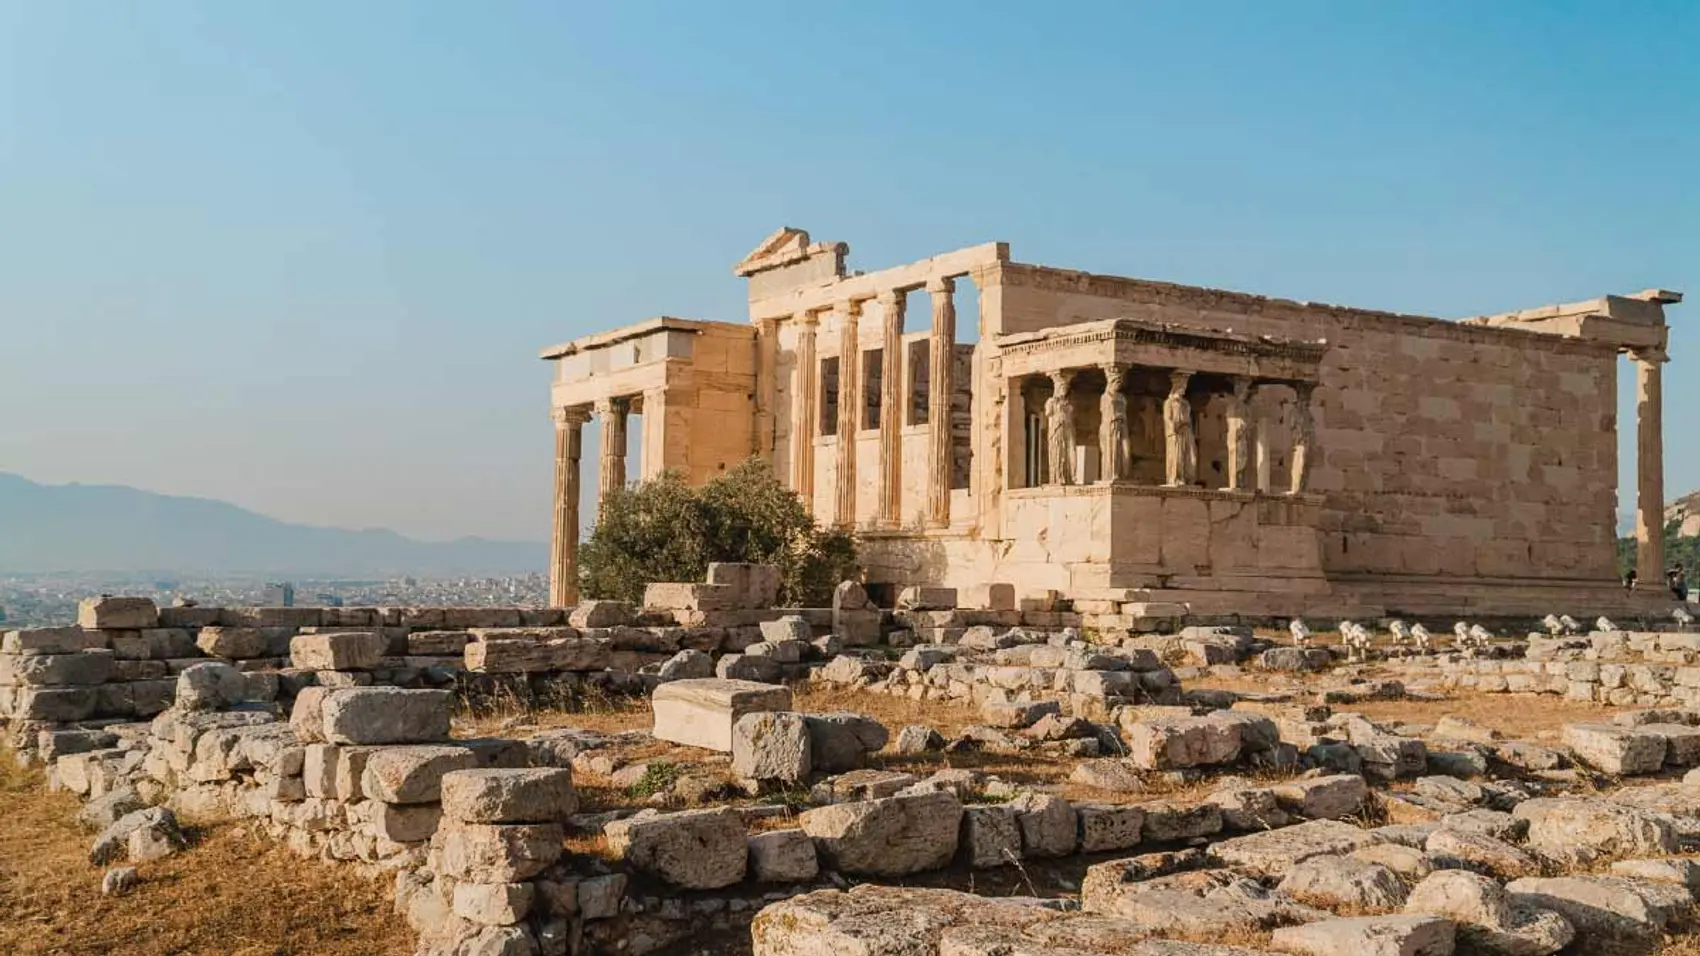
991, 264, 1622, 585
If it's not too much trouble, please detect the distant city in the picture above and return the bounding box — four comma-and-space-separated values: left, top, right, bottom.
0, 571, 549, 628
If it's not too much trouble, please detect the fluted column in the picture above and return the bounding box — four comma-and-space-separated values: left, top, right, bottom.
876, 290, 904, 528
926, 276, 956, 528
834, 300, 861, 529
595, 396, 628, 508
550, 407, 590, 607
1288, 382, 1316, 495
754, 315, 779, 460
1634, 347, 1668, 578
790, 312, 820, 502
1225, 376, 1253, 491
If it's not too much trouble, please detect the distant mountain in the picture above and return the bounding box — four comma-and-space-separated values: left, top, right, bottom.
0, 473, 546, 575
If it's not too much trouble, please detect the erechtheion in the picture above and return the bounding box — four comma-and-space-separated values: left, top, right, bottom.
541, 228, 1681, 618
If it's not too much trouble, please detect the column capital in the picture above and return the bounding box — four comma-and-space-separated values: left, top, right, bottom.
876, 288, 903, 309
837, 298, 864, 318
1049, 368, 1075, 392
926, 275, 956, 296
552, 406, 592, 427
796, 309, 822, 327
1630, 346, 1670, 364
1102, 363, 1125, 388
1167, 369, 1193, 391
754, 314, 779, 333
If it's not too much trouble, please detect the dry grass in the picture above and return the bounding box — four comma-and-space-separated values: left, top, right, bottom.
1345, 693, 1609, 742
0, 751, 412, 956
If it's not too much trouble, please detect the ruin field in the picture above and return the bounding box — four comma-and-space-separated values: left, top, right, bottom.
9, 587, 1700, 955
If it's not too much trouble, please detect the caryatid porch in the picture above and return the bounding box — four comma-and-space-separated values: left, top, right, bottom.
990, 320, 1333, 593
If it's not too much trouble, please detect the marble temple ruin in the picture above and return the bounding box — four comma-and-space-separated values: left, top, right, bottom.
541, 228, 1682, 619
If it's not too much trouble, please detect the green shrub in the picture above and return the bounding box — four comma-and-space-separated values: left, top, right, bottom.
579, 457, 858, 607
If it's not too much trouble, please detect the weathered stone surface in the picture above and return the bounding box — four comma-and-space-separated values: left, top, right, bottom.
362, 745, 477, 804
749, 884, 1056, 956
1211, 819, 1383, 877
896, 724, 946, 754
1353, 843, 1434, 880
1087, 874, 1320, 934
732, 712, 812, 783
452, 881, 535, 926
800, 790, 962, 876
1609, 857, 1700, 889
464, 631, 609, 673
1142, 802, 1222, 842
290, 631, 388, 671
101, 866, 140, 897
440, 768, 577, 823
604, 807, 748, 889
0, 650, 114, 686
960, 804, 1023, 868
1271, 915, 1454, 956
1069, 757, 1148, 792
1007, 792, 1077, 858
1506, 876, 1684, 944
1405, 871, 1573, 956
90, 807, 184, 865
1124, 714, 1243, 770
79, 785, 147, 831
656, 648, 714, 681
1425, 828, 1537, 876
321, 687, 452, 745
803, 712, 889, 772
1281, 854, 1408, 909
3, 626, 105, 656
1561, 724, 1667, 775
196, 626, 269, 660
1274, 774, 1368, 820
1078, 803, 1145, 853
651, 678, 792, 752
176, 661, 248, 711
436, 821, 563, 882
369, 802, 442, 843
1514, 797, 1677, 864
1209, 785, 1291, 831
749, 828, 819, 883
568, 600, 634, 629
79, 596, 158, 630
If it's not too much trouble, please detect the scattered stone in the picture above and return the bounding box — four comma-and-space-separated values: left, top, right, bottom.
604, 807, 748, 889
175, 662, 248, 711
800, 790, 962, 876
895, 725, 946, 754
651, 678, 792, 752
1280, 854, 1408, 909
439, 768, 577, 824
1270, 914, 1454, 956
101, 866, 140, 897
732, 711, 812, 783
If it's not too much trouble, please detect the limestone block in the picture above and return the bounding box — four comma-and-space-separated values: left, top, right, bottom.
452, 881, 535, 926
290, 686, 332, 745
2, 626, 106, 656
320, 688, 452, 745
748, 828, 819, 883
1123, 714, 1243, 770
980, 699, 1061, 730
1210, 818, 1383, 877
1281, 855, 1407, 909
1006, 792, 1076, 858
604, 807, 748, 889
706, 562, 781, 609
732, 712, 811, 783
10, 686, 97, 720
196, 627, 268, 660
1610, 857, 1700, 888
370, 802, 444, 843
568, 600, 634, 629
800, 790, 962, 876
79, 596, 158, 630
643, 582, 738, 612
440, 768, 578, 824
656, 648, 714, 681
408, 631, 473, 656
897, 586, 957, 610
0, 650, 114, 686
1641, 722, 1700, 766
1506, 876, 1683, 943
1270, 915, 1454, 956
465, 635, 610, 674
1273, 774, 1368, 820
716, 653, 780, 682
960, 804, 1022, 868
895, 725, 946, 755
436, 821, 563, 882
744, 639, 805, 663
651, 679, 792, 752
758, 616, 812, 643
1425, 828, 1536, 876
1208, 785, 1291, 831
1561, 724, 1666, 774
290, 632, 388, 671
1140, 802, 1222, 842
362, 746, 478, 804
1514, 797, 1677, 864
1075, 804, 1144, 853
1404, 870, 1572, 956
960, 583, 1016, 611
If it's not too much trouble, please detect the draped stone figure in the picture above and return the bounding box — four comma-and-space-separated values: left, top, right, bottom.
1225, 377, 1253, 490
1045, 371, 1076, 486
1289, 382, 1315, 494
1099, 365, 1130, 482
1163, 371, 1196, 487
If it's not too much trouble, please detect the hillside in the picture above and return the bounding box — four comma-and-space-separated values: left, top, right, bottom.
0, 473, 545, 575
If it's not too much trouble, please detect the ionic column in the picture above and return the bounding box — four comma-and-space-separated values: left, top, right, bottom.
549, 407, 590, 607
876, 290, 904, 528
754, 315, 779, 460
790, 312, 819, 501
1634, 347, 1668, 579
926, 276, 956, 528
834, 300, 861, 529
595, 396, 628, 508
1288, 382, 1316, 495
1225, 376, 1253, 491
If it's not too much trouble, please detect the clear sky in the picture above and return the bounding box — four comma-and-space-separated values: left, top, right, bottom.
2, 2, 1695, 543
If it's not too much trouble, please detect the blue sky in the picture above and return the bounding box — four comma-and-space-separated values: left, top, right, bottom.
2, 2, 1695, 542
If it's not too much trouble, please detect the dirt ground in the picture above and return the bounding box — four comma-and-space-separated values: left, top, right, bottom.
0, 753, 413, 956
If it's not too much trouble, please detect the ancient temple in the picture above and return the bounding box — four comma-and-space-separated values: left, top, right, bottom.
539, 228, 1681, 618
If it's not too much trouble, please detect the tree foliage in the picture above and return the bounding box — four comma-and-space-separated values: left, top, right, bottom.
579, 458, 858, 606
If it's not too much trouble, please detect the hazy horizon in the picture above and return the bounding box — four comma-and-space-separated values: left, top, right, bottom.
4, 3, 1696, 542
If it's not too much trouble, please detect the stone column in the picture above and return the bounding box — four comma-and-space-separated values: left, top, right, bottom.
595, 396, 628, 508
834, 300, 861, 529
1252, 385, 1272, 492
1098, 364, 1128, 482
1225, 376, 1253, 491
549, 407, 590, 607
754, 315, 779, 461
641, 387, 667, 480
926, 276, 956, 528
876, 290, 904, 528
790, 312, 820, 502
1634, 347, 1668, 578
1162, 371, 1197, 487
1289, 382, 1316, 495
